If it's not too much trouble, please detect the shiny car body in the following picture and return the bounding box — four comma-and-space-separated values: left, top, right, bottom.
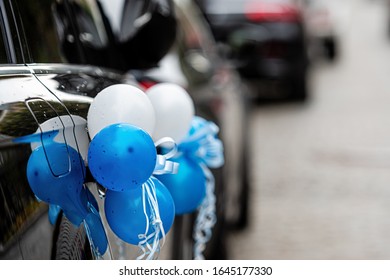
0, 0, 249, 260
0, 0, 142, 260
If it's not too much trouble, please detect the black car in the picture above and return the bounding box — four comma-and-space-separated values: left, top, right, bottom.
0, 0, 175, 260
195, 0, 309, 100
0, 0, 249, 260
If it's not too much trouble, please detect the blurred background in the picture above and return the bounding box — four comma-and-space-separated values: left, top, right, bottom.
225, 0, 390, 259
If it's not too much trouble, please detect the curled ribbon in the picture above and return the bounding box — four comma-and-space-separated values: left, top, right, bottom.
135, 137, 178, 259
193, 166, 217, 260
136, 178, 166, 260
154, 137, 179, 175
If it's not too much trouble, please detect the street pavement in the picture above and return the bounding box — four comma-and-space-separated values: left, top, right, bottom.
227, 0, 390, 259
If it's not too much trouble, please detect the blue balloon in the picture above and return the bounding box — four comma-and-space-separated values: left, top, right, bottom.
104, 177, 175, 245
80, 186, 99, 213
27, 143, 86, 209
63, 207, 86, 226
88, 123, 157, 192
84, 212, 109, 255
48, 204, 62, 225
157, 156, 206, 215
48, 186, 100, 227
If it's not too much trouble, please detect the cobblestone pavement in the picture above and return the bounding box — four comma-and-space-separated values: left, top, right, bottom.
227, 0, 390, 259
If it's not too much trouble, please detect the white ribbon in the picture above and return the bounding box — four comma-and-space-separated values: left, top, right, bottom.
193, 166, 217, 260
154, 137, 179, 175
136, 178, 166, 260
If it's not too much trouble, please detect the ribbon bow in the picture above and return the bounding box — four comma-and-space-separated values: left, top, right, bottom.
154, 137, 179, 175
179, 117, 224, 169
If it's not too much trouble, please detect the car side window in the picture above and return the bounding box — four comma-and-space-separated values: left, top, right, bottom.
0, 20, 8, 64
66, 0, 113, 67
14, 0, 67, 63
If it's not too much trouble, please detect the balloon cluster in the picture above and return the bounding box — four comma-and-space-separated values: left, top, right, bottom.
24, 82, 223, 260
86, 84, 176, 259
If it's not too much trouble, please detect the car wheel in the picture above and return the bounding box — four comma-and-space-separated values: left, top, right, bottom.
51, 212, 93, 260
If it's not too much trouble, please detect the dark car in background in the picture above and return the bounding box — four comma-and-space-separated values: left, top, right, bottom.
1, 0, 249, 260
195, 0, 309, 100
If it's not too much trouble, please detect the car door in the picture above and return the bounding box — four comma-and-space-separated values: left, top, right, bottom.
8, 0, 147, 260
0, 0, 86, 259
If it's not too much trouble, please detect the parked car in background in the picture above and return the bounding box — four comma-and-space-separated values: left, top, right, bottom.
195, 0, 309, 100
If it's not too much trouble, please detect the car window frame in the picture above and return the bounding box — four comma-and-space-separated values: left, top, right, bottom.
0, 0, 21, 64
9, 0, 88, 65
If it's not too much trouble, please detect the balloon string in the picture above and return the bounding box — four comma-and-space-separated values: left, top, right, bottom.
193, 165, 217, 260
136, 178, 166, 260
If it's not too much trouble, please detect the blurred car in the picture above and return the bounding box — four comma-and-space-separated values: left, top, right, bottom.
298, 0, 339, 61
195, 0, 309, 100
99, 0, 251, 259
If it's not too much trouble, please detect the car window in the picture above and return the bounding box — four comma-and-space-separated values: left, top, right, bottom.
67, 0, 108, 49
0, 19, 8, 64
65, 0, 119, 69
14, 0, 65, 63
0, 0, 25, 63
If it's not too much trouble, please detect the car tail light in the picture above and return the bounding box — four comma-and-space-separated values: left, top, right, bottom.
245, 1, 301, 22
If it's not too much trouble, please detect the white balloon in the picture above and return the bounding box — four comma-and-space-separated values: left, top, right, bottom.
146, 83, 195, 143
31, 115, 90, 164
87, 84, 155, 139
